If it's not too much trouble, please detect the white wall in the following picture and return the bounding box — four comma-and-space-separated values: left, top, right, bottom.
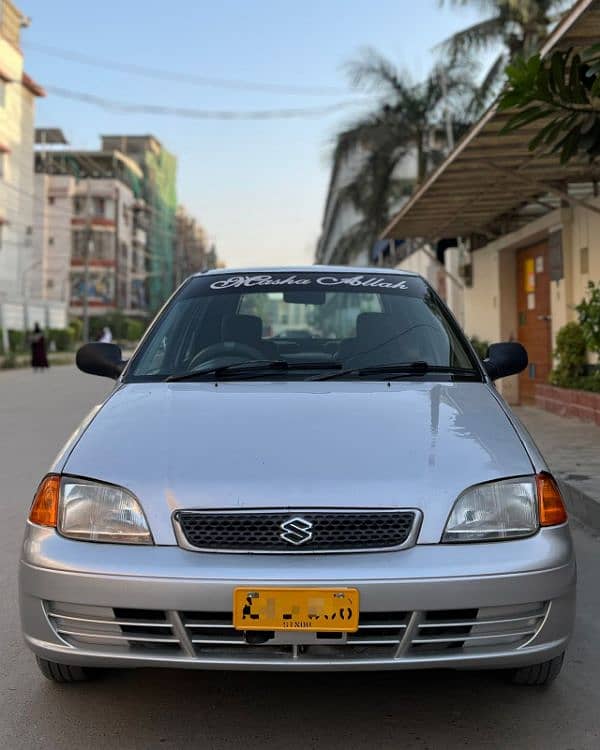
397, 246, 440, 287
0, 33, 30, 299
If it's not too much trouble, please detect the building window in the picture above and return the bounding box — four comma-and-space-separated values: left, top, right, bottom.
93, 197, 105, 217
121, 242, 127, 259
73, 197, 85, 215
581, 246, 589, 275
47, 278, 54, 289
48, 196, 55, 206
72, 229, 115, 261
49, 237, 54, 246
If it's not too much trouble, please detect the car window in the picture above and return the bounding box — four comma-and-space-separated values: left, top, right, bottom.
238, 291, 382, 340
127, 272, 479, 380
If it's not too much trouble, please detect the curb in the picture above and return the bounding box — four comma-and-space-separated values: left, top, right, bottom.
558, 478, 600, 534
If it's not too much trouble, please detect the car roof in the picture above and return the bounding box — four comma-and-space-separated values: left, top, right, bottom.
195, 265, 420, 278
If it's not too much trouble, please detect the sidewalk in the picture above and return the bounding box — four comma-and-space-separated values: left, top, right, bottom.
513, 405, 600, 531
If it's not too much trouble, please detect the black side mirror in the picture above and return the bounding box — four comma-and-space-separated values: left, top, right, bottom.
76, 343, 125, 379
483, 342, 528, 381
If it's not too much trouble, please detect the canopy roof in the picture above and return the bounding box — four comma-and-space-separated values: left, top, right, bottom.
383, 0, 600, 241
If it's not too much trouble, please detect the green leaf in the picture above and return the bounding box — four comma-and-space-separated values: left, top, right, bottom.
582, 43, 600, 62
580, 113, 598, 135
559, 127, 582, 164
543, 116, 571, 146
535, 67, 553, 103
502, 105, 550, 133
567, 54, 588, 105
550, 52, 566, 95
528, 117, 561, 151
498, 90, 525, 111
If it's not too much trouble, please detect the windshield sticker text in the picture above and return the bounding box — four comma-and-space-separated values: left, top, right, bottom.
210, 274, 408, 291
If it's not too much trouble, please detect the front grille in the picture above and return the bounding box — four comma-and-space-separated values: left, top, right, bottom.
45, 603, 179, 653
45, 601, 549, 663
174, 509, 419, 553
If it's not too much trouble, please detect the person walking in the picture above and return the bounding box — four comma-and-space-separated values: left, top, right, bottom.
30, 323, 49, 372
98, 326, 113, 343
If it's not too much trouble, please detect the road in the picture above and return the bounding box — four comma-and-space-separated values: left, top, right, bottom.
1, 365, 600, 749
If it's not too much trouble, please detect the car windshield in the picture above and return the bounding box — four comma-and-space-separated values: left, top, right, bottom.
126, 271, 481, 381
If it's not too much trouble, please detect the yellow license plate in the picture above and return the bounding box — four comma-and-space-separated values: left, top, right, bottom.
233, 587, 359, 632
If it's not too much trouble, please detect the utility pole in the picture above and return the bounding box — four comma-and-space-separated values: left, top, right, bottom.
82, 179, 93, 342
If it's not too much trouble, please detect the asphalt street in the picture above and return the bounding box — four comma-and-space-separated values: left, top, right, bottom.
1, 366, 600, 750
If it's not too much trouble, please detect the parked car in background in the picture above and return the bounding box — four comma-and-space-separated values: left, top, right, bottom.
20, 267, 575, 685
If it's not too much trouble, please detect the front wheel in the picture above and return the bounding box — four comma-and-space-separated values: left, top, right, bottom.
509, 652, 565, 686
36, 656, 98, 683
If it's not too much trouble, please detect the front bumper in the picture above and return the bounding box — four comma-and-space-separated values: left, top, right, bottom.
19, 523, 576, 671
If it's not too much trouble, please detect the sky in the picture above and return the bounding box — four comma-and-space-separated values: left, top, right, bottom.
20, 0, 490, 268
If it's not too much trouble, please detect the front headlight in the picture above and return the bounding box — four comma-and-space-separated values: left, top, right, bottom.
442, 477, 538, 543
58, 477, 153, 544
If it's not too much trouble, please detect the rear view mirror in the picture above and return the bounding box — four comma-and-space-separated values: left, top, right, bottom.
76, 343, 124, 379
283, 291, 326, 305
483, 342, 528, 381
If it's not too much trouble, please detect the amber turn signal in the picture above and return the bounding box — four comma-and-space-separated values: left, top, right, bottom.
537, 472, 568, 527
29, 474, 60, 527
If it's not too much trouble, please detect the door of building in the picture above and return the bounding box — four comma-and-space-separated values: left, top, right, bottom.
516, 241, 552, 403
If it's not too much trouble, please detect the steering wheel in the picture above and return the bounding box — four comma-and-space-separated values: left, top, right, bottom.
188, 342, 264, 370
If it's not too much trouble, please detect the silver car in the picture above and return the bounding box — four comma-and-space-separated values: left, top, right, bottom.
19, 267, 575, 685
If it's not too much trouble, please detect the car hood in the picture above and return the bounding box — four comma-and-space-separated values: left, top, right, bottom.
62, 381, 534, 544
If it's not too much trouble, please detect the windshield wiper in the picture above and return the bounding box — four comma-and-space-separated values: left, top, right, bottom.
166, 359, 343, 382
310, 361, 479, 381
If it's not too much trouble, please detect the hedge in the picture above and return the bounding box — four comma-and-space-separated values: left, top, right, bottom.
47, 328, 75, 352
0, 327, 75, 354
89, 313, 148, 342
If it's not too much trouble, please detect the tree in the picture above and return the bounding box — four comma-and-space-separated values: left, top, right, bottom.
576, 280, 600, 357
440, 0, 569, 103
329, 50, 476, 263
499, 46, 600, 163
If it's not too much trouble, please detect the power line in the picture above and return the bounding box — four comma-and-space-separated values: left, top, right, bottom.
25, 42, 356, 97
44, 85, 363, 120
1, 180, 182, 241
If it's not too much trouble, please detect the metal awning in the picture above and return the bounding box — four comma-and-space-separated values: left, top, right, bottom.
383, 0, 600, 241
35, 128, 68, 145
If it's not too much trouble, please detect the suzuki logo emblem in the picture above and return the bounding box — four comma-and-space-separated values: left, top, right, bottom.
280, 517, 313, 546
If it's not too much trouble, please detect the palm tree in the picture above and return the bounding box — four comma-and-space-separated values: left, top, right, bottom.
328, 50, 476, 263
440, 0, 570, 102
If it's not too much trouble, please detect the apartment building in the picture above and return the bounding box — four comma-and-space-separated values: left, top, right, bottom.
315, 143, 417, 268
174, 206, 209, 286
0, 1, 64, 337
34, 133, 150, 318
101, 135, 177, 311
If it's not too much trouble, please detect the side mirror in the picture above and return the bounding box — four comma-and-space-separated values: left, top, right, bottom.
76, 343, 124, 379
483, 342, 528, 381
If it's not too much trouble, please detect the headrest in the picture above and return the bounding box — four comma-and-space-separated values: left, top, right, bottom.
356, 312, 398, 343
221, 314, 262, 343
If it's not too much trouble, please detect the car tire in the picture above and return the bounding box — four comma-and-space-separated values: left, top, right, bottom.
509, 652, 565, 686
36, 656, 97, 683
